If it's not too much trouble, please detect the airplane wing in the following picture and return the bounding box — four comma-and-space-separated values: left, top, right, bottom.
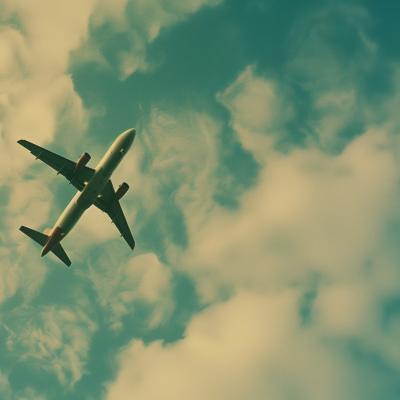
18, 140, 95, 191
94, 180, 135, 250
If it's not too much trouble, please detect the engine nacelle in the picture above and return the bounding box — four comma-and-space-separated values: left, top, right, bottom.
115, 182, 129, 201
75, 152, 91, 170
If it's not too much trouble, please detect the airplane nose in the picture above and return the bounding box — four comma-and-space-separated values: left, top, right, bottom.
127, 128, 136, 138
118, 128, 136, 151
126, 128, 136, 143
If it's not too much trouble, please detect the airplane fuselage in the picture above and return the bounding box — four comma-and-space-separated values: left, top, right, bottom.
41, 128, 135, 257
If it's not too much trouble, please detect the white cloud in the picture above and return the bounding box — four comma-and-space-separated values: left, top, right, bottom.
7, 179, 52, 228
0, 0, 95, 307
0, 0, 94, 242
217, 65, 293, 165
180, 125, 399, 301
4, 304, 97, 388
106, 290, 399, 400
1, 0, 95, 73
83, 252, 173, 330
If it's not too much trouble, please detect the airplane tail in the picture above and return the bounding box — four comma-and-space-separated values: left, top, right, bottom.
19, 226, 71, 267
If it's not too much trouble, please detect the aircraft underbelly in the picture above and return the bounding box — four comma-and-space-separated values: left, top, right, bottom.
77, 168, 109, 209
55, 194, 86, 234
55, 164, 118, 234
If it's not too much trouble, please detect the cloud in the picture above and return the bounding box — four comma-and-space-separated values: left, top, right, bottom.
0, 5, 98, 393
3, 303, 97, 390
83, 252, 173, 330
106, 290, 400, 400
175, 51, 399, 302
2, 0, 95, 73
282, 4, 394, 153
114, 106, 222, 256
217, 64, 294, 165
140, 107, 221, 209
0, 0, 93, 145
103, 5, 400, 397
0, 0, 95, 307
3, 1, 400, 398
103, 5, 400, 396
62, 105, 222, 259
0, 372, 12, 400
105, 98, 400, 400
72, 0, 223, 79
180, 126, 399, 302
0, 0, 94, 251
179, 3, 400, 300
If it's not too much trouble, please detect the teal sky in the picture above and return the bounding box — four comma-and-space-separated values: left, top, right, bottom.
2, 0, 400, 399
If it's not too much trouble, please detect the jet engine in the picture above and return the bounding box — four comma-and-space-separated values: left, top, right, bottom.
115, 182, 129, 201
75, 152, 91, 170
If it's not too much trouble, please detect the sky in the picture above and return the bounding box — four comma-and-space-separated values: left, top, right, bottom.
1, 0, 400, 399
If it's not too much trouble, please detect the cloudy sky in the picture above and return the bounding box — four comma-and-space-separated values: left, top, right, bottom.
1, 0, 400, 399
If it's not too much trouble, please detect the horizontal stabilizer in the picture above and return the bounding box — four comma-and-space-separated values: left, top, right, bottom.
51, 243, 71, 267
20, 225, 49, 246
19, 226, 71, 267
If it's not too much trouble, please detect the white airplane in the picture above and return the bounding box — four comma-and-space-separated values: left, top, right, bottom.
18, 128, 136, 266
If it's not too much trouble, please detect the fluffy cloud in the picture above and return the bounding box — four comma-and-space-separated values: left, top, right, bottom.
106, 289, 400, 400
0, 0, 93, 147
0, 0, 97, 287
179, 4, 400, 300
0, 0, 94, 241
181, 126, 400, 300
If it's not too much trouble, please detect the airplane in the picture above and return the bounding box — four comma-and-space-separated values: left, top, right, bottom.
18, 128, 136, 267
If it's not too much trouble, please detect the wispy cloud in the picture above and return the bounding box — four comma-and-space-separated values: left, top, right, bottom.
83, 252, 173, 330
72, 0, 223, 79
